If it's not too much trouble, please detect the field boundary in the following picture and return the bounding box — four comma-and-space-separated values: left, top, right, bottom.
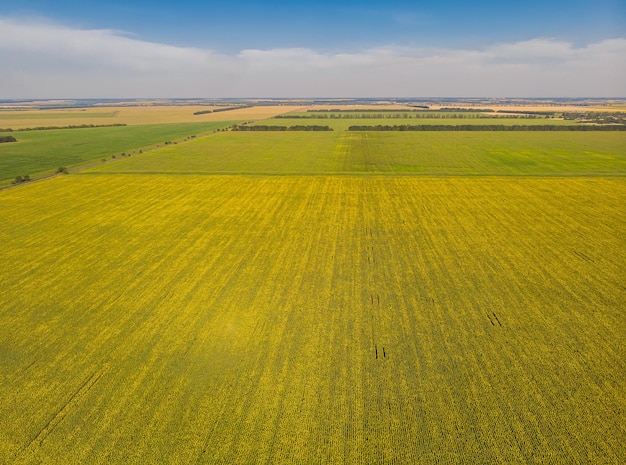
73, 171, 626, 178
0, 123, 236, 190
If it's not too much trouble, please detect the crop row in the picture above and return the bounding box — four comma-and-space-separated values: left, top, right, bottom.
1, 175, 624, 463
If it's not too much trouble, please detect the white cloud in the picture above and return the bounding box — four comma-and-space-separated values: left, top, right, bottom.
0, 18, 624, 98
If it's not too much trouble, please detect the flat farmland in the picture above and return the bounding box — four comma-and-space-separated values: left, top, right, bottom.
87, 131, 626, 175
1, 114, 625, 465
0, 105, 294, 129
1, 174, 624, 464
263, 115, 576, 131
0, 122, 235, 184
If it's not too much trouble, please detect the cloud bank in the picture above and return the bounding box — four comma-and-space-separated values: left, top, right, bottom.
1, 18, 625, 98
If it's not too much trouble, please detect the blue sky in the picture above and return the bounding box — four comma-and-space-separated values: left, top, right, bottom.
1, 0, 625, 97
7, 0, 625, 51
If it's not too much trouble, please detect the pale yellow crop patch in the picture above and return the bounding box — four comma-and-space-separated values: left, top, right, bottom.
0, 105, 296, 129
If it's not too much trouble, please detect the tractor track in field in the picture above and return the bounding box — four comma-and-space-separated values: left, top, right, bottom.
15, 365, 109, 460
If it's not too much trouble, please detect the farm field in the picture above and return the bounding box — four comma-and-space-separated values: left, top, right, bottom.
0, 174, 624, 464
1, 102, 625, 464
265, 115, 577, 132
0, 121, 235, 185
87, 131, 626, 176
0, 105, 294, 129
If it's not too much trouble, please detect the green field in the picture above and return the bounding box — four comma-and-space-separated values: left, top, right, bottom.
281, 110, 563, 118
1, 121, 625, 464
0, 121, 235, 184
87, 131, 626, 175
265, 115, 576, 131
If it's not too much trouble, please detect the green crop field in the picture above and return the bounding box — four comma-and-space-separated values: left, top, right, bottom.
1, 117, 625, 464
0, 121, 236, 184
264, 115, 576, 131
87, 131, 626, 176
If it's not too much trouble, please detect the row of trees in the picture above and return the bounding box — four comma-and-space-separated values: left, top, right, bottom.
307, 108, 494, 113
495, 110, 557, 116
11, 166, 68, 186
232, 125, 333, 131
194, 105, 253, 115
12, 175, 31, 184
348, 124, 626, 131
0, 124, 126, 132
0, 135, 17, 143
277, 113, 541, 119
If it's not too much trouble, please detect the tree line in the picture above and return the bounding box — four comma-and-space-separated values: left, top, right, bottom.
0, 135, 17, 143
194, 105, 253, 115
307, 109, 423, 113
306, 108, 497, 113
348, 124, 626, 131
231, 125, 333, 131
278, 113, 542, 119
0, 124, 127, 132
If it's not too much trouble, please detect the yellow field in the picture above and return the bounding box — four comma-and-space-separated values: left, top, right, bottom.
1, 174, 624, 463
109, 105, 296, 125
0, 105, 294, 129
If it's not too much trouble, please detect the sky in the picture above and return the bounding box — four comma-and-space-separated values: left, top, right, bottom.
1, 0, 625, 98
